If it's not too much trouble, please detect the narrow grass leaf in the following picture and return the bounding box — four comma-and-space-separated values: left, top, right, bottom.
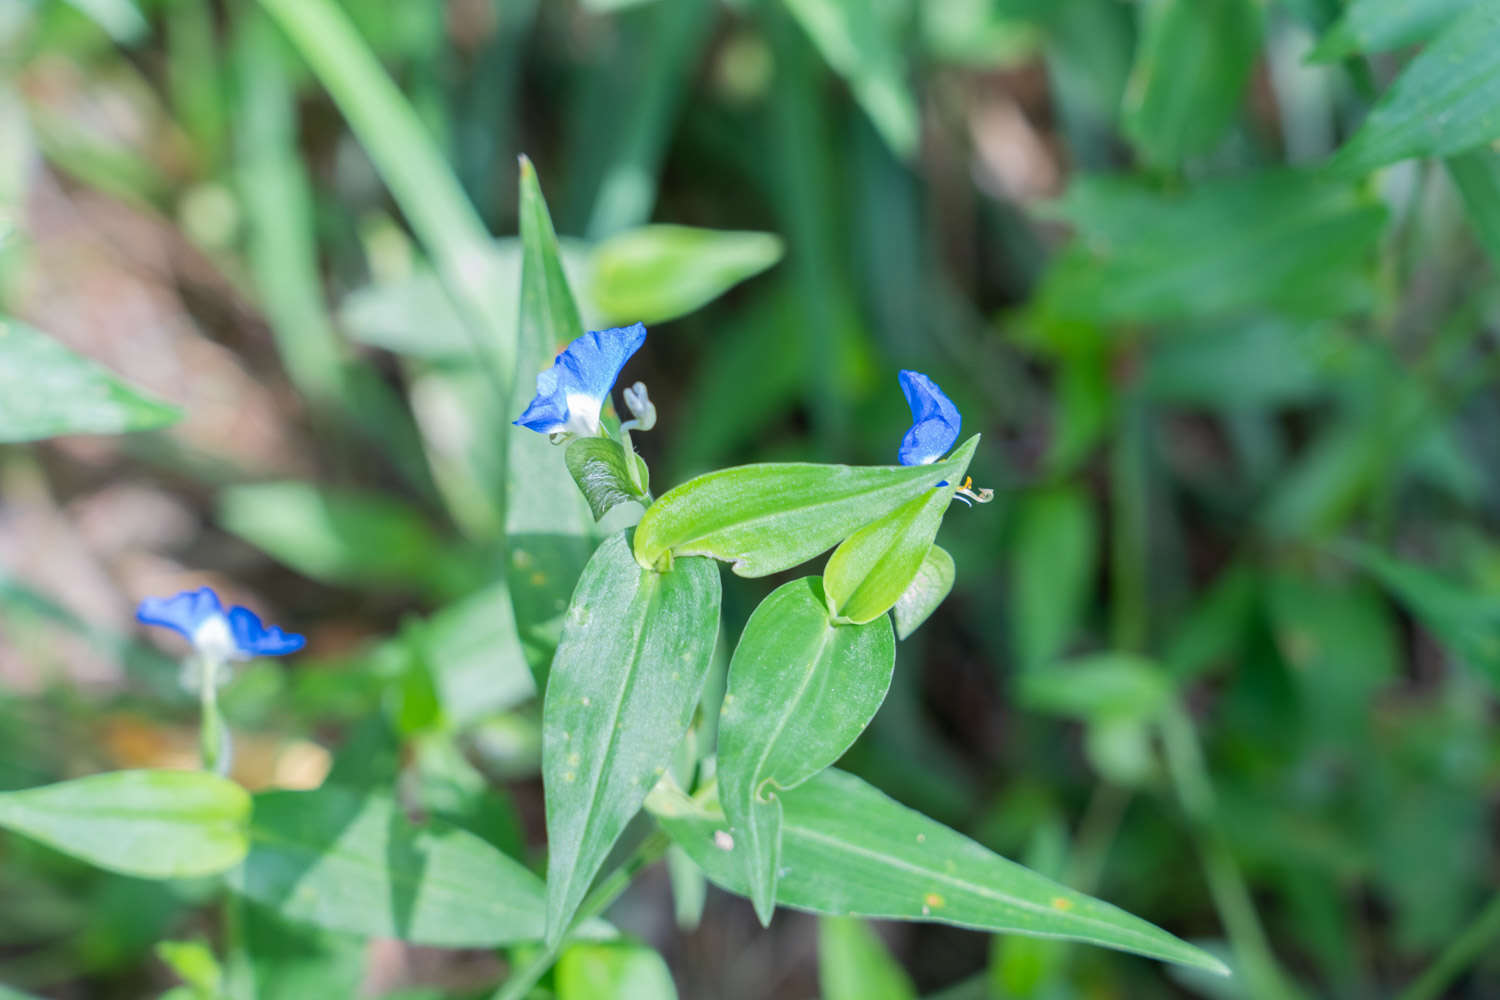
1330, 6, 1500, 174
785, 0, 920, 159
1309, 0, 1472, 62
1446, 148, 1500, 269
1122, 0, 1261, 168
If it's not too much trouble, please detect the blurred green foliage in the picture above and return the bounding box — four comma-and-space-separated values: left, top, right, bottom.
1, 0, 1499, 998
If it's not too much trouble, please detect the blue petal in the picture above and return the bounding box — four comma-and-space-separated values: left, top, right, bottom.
512, 323, 647, 436
135, 587, 224, 641
897, 370, 962, 466
226, 606, 306, 657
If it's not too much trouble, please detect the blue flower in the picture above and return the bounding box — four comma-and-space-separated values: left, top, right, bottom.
514, 323, 648, 438
897, 370, 961, 466
136, 587, 305, 660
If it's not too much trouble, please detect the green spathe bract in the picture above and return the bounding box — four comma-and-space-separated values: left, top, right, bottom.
891, 545, 955, 640
648, 769, 1230, 977
823, 436, 976, 624
565, 437, 651, 521
717, 577, 895, 924
228, 786, 547, 946
542, 531, 721, 946
633, 438, 977, 576
0, 769, 249, 879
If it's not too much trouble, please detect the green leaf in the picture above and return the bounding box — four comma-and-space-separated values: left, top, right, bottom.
1033, 171, 1385, 324
556, 941, 679, 1000
518, 155, 584, 367
1265, 572, 1398, 739
820, 916, 916, 1000
589, 225, 784, 325
259, 0, 518, 394
1016, 653, 1173, 724
1142, 320, 1335, 409
1122, 0, 1261, 168
649, 768, 1229, 975
1008, 485, 1097, 671
543, 532, 721, 945
824, 438, 975, 624
634, 439, 977, 576
218, 481, 469, 597
156, 940, 223, 996
892, 544, 955, 641
226, 901, 366, 1000
60, 0, 149, 44
0, 318, 180, 442
565, 438, 651, 521
1330, 6, 1500, 174
1309, 0, 1472, 62
404, 581, 536, 731
785, 0, 920, 159
1446, 147, 1500, 269
1342, 543, 1500, 688
718, 577, 895, 923
227, 785, 548, 946
0, 770, 249, 879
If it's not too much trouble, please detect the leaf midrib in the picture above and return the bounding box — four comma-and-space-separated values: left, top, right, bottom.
785, 822, 1182, 951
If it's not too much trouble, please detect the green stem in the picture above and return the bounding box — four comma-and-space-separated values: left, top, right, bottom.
1396, 893, 1500, 1000
1159, 705, 1300, 1000
198, 654, 224, 775
1110, 396, 1149, 654
490, 830, 671, 1000
1065, 781, 1130, 894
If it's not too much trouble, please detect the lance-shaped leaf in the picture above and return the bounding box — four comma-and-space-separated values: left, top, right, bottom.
589, 224, 784, 325
0, 770, 249, 879
566, 437, 651, 521
891, 545, 954, 641
717, 578, 895, 924
648, 769, 1228, 976
824, 438, 975, 624
1330, 5, 1500, 174
633, 438, 976, 576
227, 785, 547, 946
1309, 0, 1472, 62
0, 318, 180, 442
543, 532, 721, 945
509, 160, 601, 683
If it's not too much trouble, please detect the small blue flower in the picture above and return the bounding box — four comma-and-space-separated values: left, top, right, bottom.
514, 323, 648, 438
136, 587, 305, 660
897, 370, 961, 467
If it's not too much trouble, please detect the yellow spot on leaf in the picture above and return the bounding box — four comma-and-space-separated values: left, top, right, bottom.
924, 892, 945, 909
1051, 896, 1074, 911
